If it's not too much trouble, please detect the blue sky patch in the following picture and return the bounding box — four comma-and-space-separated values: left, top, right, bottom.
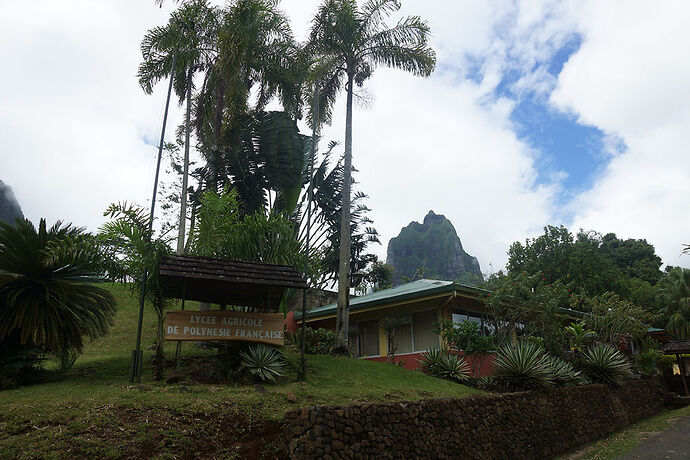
485, 33, 617, 212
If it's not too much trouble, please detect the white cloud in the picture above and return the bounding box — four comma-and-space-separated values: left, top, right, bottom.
552, 1, 690, 266
284, 1, 566, 270
0, 0, 183, 231
0, 0, 566, 273
7, 0, 686, 274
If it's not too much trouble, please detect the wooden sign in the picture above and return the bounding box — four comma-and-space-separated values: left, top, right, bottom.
165, 310, 284, 345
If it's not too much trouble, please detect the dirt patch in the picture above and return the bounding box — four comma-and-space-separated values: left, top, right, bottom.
61, 403, 287, 459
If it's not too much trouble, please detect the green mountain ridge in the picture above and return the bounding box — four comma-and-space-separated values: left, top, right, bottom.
0, 180, 24, 225
386, 210, 482, 285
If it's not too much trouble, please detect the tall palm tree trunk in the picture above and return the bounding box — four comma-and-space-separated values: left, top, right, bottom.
177, 67, 193, 255
334, 75, 354, 354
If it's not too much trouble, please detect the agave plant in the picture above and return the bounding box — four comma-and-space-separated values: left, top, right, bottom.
437, 353, 471, 383
545, 355, 582, 387
240, 344, 286, 383
477, 376, 496, 390
494, 342, 555, 390
580, 344, 632, 386
417, 347, 444, 377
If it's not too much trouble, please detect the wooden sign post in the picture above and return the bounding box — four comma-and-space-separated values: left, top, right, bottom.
165, 310, 284, 346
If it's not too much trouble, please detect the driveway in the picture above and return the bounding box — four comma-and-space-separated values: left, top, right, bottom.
616, 416, 690, 459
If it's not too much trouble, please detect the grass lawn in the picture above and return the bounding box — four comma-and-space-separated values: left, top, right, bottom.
561, 404, 690, 460
0, 284, 480, 459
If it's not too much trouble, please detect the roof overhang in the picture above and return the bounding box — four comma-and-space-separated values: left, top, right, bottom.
661, 340, 690, 355
159, 254, 306, 309
297, 279, 489, 321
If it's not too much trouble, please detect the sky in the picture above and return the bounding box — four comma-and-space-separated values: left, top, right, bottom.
1, 0, 689, 273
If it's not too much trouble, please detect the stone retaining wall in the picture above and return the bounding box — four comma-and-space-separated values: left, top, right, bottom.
283, 379, 663, 459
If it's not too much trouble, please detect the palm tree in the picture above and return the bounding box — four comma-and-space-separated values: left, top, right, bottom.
659, 268, 690, 339
307, 0, 436, 352
0, 219, 116, 358
99, 202, 173, 379
138, 0, 219, 254
194, 0, 301, 209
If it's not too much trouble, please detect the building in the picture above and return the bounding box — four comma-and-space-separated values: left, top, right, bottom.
295, 279, 494, 372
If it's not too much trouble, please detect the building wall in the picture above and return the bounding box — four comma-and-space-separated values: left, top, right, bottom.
298, 292, 494, 375
364, 351, 495, 376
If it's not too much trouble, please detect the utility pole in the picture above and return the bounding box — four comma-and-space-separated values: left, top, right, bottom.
298, 86, 319, 381
130, 54, 176, 384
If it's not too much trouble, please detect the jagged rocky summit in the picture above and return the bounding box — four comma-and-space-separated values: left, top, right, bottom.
0, 180, 24, 225
386, 210, 482, 285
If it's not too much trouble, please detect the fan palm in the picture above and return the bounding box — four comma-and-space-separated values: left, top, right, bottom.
138, 0, 220, 254
307, 0, 436, 352
0, 219, 115, 356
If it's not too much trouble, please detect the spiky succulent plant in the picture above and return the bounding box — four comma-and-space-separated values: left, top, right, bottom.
580, 344, 632, 386
494, 342, 555, 390
239, 344, 285, 383
437, 353, 471, 383
545, 355, 582, 387
417, 347, 444, 376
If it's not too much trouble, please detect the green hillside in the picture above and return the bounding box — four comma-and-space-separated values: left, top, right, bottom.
0, 284, 480, 459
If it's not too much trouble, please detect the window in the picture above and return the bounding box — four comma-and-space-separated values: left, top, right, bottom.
358, 320, 379, 357
452, 310, 487, 333
392, 323, 412, 354
412, 310, 439, 351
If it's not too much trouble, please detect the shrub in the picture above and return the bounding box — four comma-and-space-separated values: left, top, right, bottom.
437, 353, 471, 383
289, 327, 334, 355
545, 355, 581, 386
494, 342, 554, 390
636, 348, 662, 376
417, 347, 444, 376
580, 344, 632, 386
240, 344, 285, 383
433, 319, 494, 377
0, 340, 45, 390
308, 328, 335, 354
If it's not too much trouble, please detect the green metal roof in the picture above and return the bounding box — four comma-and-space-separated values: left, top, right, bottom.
296, 279, 489, 320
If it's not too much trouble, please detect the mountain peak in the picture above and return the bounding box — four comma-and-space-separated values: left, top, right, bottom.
386, 211, 482, 285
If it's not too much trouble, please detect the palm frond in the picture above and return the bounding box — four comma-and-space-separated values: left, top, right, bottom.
0, 219, 116, 354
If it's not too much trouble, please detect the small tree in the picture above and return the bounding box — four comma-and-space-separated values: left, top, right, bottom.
483, 272, 573, 355
383, 314, 407, 364
564, 321, 594, 352
355, 259, 393, 295
99, 203, 172, 380
583, 292, 650, 351
434, 319, 494, 378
